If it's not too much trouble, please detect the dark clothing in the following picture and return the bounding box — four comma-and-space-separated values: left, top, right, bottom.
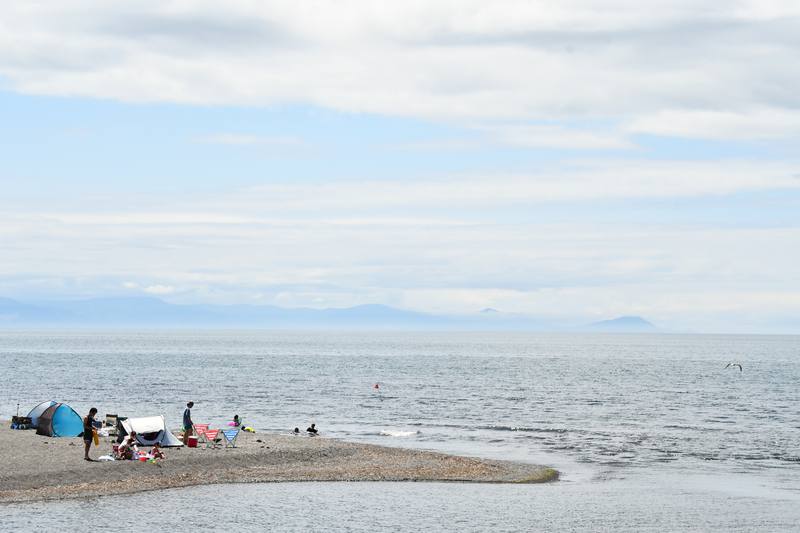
183, 408, 192, 430
306, 426, 318, 434
83, 416, 94, 443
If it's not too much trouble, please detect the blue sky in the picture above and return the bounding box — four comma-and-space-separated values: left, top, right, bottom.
1, 1, 799, 332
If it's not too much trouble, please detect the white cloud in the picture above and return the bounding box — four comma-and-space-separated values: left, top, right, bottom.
2, 182, 799, 318
143, 284, 177, 294
0, 1, 799, 140
627, 108, 800, 140
8, 161, 792, 233
209, 160, 800, 211
475, 124, 634, 149
2, 185, 800, 331
12, 160, 792, 233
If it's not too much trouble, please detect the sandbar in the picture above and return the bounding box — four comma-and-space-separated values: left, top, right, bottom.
0, 424, 557, 503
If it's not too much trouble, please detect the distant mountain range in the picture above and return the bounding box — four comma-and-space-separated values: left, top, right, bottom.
585, 316, 657, 332
0, 296, 658, 332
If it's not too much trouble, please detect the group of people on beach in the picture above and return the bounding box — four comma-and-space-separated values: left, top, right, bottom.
115, 431, 165, 460
82, 407, 166, 462
82, 401, 320, 461
185, 401, 319, 441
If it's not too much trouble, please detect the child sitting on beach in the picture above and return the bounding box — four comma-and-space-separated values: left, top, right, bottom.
151, 442, 165, 460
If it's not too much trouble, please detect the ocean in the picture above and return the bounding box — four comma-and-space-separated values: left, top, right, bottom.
1, 330, 799, 531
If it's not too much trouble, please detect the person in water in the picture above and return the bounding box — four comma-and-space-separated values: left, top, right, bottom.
293, 427, 300, 435
306, 423, 318, 435
182, 401, 194, 444
83, 407, 98, 461
232, 414, 241, 427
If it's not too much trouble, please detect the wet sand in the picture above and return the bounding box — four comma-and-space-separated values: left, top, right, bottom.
0, 425, 557, 503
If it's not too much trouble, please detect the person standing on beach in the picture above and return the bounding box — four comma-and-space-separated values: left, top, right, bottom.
83, 407, 98, 461
182, 401, 194, 444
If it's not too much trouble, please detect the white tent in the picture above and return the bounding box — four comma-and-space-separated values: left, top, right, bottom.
120, 415, 183, 447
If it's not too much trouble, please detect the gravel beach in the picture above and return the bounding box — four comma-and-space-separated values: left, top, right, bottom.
0, 424, 557, 503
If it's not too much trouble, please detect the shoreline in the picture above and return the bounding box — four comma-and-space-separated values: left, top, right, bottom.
0, 425, 557, 504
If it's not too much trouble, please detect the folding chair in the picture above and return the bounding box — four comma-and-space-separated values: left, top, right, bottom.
192, 423, 209, 439
188, 423, 209, 446
221, 428, 240, 448
202, 428, 220, 448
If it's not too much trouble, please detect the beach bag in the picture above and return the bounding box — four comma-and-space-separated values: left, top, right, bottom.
11, 416, 32, 430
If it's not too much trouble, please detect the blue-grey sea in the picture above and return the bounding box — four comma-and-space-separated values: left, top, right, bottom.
1, 330, 799, 532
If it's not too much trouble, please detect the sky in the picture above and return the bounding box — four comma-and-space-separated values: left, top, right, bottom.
1, 1, 799, 333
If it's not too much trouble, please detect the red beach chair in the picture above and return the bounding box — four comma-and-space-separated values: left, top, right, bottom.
192, 423, 209, 439
189, 423, 209, 447
202, 428, 220, 448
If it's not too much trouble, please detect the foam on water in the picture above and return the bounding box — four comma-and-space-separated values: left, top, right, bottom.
378, 429, 420, 437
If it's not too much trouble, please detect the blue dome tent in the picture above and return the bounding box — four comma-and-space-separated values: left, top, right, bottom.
36, 402, 84, 437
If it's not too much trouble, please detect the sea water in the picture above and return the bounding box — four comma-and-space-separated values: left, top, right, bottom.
1, 330, 799, 531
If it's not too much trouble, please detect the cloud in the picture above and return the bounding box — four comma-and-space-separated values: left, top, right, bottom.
2, 169, 800, 331
475, 124, 634, 149
627, 108, 800, 140
209, 160, 800, 211
143, 284, 177, 295
3, 216, 800, 331
0, 1, 799, 140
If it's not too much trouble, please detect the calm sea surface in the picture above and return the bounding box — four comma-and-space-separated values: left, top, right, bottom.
1, 330, 799, 531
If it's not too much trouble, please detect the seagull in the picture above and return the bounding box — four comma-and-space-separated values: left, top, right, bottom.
724, 362, 743, 372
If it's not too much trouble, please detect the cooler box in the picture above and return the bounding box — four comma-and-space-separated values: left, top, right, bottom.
187, 436, 198, 448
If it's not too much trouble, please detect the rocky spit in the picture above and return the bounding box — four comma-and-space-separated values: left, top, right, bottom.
0, 425, 557, 503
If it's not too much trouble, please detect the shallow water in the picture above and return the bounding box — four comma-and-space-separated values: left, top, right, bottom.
4, 479, 800, 532
1, 330, 799, 530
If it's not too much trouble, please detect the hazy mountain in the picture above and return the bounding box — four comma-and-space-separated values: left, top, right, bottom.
585, 316, 657, 332
0, 297, 454, 329
0, 297, 69, 324
0, 296, 657, 332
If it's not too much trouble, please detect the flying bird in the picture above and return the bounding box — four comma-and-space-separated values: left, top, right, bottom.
724, 362, 743, 372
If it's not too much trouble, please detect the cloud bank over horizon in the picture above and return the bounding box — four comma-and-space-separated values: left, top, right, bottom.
0, 1, 799, 333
